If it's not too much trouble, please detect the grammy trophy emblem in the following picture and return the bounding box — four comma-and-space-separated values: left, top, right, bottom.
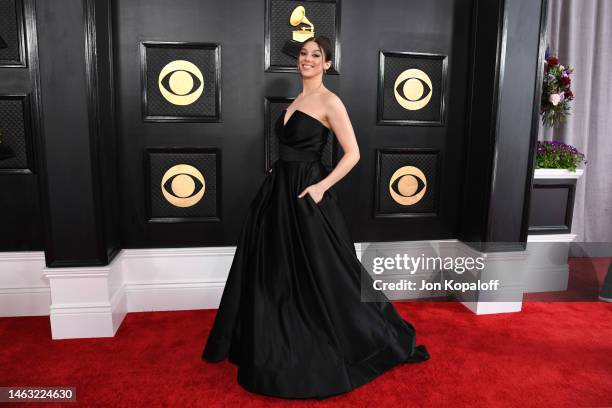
282, 6, 315, 58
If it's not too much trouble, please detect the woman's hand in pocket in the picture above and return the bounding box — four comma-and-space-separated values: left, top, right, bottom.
298, 183, 326, 204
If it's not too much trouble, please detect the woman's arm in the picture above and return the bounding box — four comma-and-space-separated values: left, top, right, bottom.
298, 95, 360, 203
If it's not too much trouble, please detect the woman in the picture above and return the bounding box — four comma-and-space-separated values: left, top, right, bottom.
202, 35, 429, 399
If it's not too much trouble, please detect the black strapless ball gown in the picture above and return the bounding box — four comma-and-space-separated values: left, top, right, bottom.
202, 108, 429, 399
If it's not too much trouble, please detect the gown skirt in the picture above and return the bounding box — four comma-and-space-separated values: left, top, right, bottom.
202, 109, 429, 399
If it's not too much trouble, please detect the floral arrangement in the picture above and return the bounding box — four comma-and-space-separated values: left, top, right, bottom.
541, 50, 574, 127
536, 141, 585, 172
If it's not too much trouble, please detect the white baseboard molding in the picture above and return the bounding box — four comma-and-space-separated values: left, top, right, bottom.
121, 246, 236, 312
1, 240, 565, 338
0, 252, 49, 317
461, 301, 523, 315
43, 260, 126, 339
524, 235, 575, 293
522, 264, 570, 293
125, 280, 226, 312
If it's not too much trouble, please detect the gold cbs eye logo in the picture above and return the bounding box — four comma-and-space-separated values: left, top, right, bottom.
393, 69, 433, 111
389, 166, 427, 206
158, 60, 204, 106
161, 164, 206, 208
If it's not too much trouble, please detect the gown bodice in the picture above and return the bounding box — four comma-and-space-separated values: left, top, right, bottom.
275, 109, 330, 159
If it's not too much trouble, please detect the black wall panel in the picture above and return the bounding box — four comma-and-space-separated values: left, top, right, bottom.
458, 0, 505, 245
0, 0, 44, 251
459, 0, 547, 250
487, 0, 547, 245
332, 0, 473, 243
1, 0, 544, 258
36, 0, 97, 263
0, 0, 26, 67
34, 0, 120, 266
114, 0, 473, 248
87, 0, 121, 263
528, 179, 576, 234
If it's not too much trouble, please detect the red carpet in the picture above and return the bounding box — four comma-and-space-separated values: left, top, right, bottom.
1, 259, 611, 407
1, 301, 610, 407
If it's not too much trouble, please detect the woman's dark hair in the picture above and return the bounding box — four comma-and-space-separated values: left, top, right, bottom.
300, 35, 333, 63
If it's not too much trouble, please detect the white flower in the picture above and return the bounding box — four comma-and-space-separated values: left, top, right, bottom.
549, 93, 562, 106
559, 65, 565, 70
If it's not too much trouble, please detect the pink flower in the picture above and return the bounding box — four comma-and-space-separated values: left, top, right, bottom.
549, 93, 563, 106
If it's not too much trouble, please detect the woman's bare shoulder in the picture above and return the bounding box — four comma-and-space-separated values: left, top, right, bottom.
322, 90, 346, 113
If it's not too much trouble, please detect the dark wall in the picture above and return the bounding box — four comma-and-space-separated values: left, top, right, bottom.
459, 0, 546, 250
336, 0, 474, 243
37, 0, 94, 262
1, 0, 545, 261
87, 0, 121, 262
490, 0, 546, 245
114, 0, 474, 248
34, 0, 120, 266
114, 0, 244, 247
0, 0, 44, 251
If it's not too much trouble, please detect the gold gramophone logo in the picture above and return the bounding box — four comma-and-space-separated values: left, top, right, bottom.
161, 164, 206, 208
158, 60, 204, 105
281, 6, 316, 58
393, 69, 433, 111
290, 6, 315, 42
389, 166, 427, 206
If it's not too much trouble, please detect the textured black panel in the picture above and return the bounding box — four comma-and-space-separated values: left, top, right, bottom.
0, 0, 41, 252
264, 98, 334, 172
375, 150, 439, 217
530, 187, 568, 226
141, 42, 220, 121
266, 0, 339, 72
0, 95, 31, 171
0, 0, 24, 65
146, 148, 220, 221
528, 180, 575, 234
378, 52, 447, 125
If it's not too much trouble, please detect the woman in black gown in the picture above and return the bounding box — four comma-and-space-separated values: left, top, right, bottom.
202, 36, 429, 399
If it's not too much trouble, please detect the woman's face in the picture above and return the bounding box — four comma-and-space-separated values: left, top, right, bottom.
298, 41, 330, 77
